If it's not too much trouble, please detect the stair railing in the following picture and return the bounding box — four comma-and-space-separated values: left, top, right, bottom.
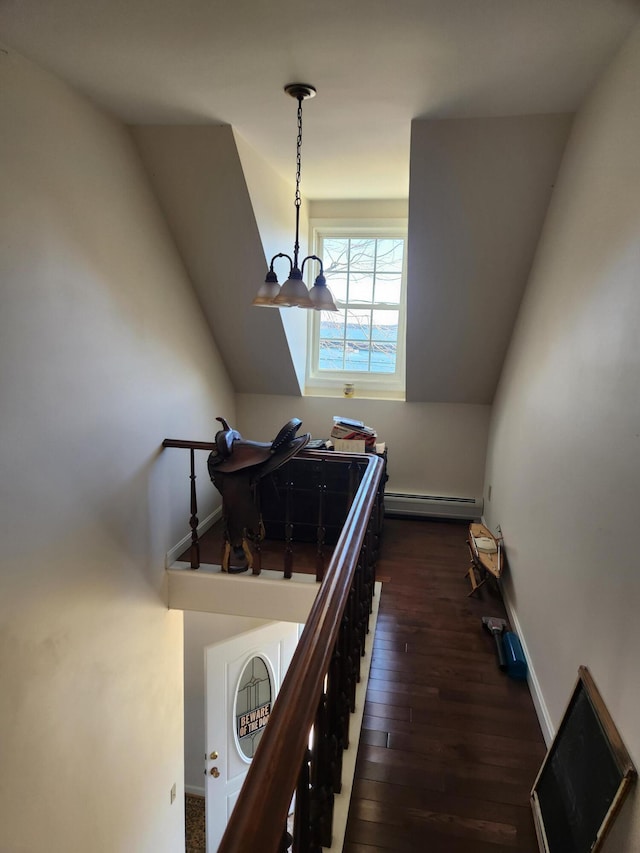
162, 441, 382, 578
217, 451, 384, 852
161, 439, 383, 847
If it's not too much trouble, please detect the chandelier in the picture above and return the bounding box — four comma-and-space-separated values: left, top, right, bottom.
252, 84, 338, 311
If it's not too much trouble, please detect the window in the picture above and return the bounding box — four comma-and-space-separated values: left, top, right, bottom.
306, 221, 407, 399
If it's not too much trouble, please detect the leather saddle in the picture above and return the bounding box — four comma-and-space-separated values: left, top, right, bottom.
207, 417, 310, 572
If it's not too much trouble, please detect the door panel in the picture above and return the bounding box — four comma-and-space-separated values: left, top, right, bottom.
205, 622, 299, 851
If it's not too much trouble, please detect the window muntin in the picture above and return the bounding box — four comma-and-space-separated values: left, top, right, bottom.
308, 229, 406, 395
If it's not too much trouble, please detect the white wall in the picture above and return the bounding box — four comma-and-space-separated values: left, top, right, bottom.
484, 26, 640, 851
308, 199, 409, 220
236, 394, 490, 499
0, 47, 234, 852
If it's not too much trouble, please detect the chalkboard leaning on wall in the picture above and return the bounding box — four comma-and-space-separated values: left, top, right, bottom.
530, 666, 636, 853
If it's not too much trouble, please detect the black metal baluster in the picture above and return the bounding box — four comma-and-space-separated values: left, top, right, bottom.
293, 748, 311, 853
252, 483, 263, 576
284, 474, 294, 579
279, 824, 293, 853
316, 473, 326, 582
360, 536, 373, 652
326, 646, 345, 796
310, 694, 334, 850
338, 611, 352, 750
347, 585, 360, 708
353, 554, 365, 670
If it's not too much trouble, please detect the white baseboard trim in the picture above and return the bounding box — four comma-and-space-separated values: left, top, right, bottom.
499, 580, 554, 747
185, 784, 205, 798
165, 506, 222, 568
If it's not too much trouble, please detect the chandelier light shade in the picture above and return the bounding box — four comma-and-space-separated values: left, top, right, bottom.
252, 84, 338, 311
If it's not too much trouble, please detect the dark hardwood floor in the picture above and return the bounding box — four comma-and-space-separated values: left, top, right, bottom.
182, 516, 545, 851
344, 517, 545, 853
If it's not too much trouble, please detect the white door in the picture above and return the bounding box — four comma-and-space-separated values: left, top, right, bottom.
205, 622, 299, 852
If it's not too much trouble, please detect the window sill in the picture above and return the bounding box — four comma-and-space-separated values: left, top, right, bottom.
303, 385, 405, 402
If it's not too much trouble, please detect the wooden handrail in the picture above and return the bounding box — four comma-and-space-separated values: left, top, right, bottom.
217, 452, 384, 853
163, 438, 217, 451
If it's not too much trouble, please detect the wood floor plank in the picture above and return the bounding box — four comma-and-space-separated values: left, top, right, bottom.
363, 687, 538, 726
369, 651, 501, 685
351, 777, 536, 836
350, 796, 519, 847
354, 755, 534, 808
361, 714, 546, 760
345, 816, 525, 852
364, 698, 542, 741
366, 665, 534, 709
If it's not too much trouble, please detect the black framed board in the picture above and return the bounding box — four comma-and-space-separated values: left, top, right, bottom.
531, 666, 636, 853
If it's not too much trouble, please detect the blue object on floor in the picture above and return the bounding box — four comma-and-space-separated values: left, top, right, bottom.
502, 631, 528, 680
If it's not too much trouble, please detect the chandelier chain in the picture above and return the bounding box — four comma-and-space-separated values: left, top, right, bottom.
295, 97, 303, 211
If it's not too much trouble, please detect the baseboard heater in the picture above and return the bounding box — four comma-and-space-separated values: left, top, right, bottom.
384, 492, 483, 520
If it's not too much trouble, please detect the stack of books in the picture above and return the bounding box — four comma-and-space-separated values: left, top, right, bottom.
330, 417, 377, 452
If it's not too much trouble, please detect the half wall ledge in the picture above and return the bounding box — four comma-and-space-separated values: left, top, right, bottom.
167, 563, 318, 623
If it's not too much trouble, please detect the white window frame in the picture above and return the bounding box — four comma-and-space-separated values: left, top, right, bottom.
305, 218, 407, 400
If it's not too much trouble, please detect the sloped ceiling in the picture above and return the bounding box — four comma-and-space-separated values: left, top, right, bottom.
2, 1, 638, 402
133, 125, 305, 396
407, 114, 574, 403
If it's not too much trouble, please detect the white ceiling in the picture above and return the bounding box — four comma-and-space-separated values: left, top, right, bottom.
2, 0, 638, 199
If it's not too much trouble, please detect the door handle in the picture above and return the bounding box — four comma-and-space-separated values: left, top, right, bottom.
209, 767, 220, 778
